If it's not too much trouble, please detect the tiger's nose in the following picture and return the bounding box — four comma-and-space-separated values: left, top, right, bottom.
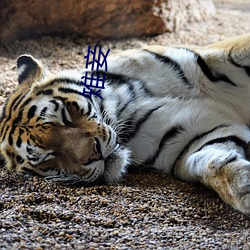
89, 138, 103, 161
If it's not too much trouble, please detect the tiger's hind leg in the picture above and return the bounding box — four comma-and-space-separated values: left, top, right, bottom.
175, 141, 250, 214
193, 34, 250, 123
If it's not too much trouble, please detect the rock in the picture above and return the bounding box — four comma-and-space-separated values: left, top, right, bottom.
0, 0, 215, 44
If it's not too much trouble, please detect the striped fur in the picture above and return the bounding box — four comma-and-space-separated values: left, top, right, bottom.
1, 33, 250, 214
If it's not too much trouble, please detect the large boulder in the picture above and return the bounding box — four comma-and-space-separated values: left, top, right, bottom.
0, 0, 215, 44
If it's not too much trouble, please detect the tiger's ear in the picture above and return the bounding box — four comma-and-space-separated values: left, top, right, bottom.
17, 54, 44, 86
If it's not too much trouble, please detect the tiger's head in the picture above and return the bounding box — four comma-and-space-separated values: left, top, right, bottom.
0, 55, 130, 185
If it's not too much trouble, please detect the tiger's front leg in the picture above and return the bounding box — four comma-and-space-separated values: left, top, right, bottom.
175, 144, 250, 214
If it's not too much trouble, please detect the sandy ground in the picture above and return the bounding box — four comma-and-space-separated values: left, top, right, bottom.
0, 0, 250, 249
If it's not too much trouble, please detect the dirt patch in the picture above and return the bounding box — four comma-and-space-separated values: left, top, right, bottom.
0, 0, 250, 249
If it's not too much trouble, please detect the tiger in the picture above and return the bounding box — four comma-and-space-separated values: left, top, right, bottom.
1, 33, 250, 214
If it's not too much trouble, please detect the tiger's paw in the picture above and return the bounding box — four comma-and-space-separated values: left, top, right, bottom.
207, 156, 250, 214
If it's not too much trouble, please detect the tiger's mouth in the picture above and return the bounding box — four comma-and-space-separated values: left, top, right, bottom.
44, 145, 122, 186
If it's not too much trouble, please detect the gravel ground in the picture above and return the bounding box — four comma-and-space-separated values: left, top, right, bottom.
0, 0, 250, 249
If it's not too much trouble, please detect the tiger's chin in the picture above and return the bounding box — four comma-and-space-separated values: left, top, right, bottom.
45, 145, 130, 187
